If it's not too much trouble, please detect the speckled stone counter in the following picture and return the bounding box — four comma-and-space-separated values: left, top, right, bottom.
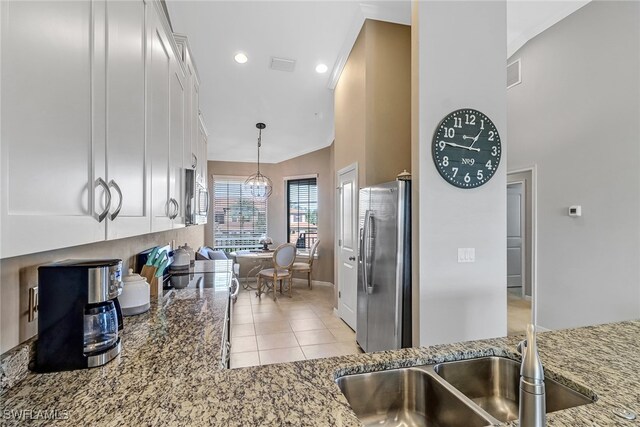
1, 285, 639, 426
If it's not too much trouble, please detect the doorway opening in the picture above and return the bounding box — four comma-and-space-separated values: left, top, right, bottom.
507, 169, 535, 335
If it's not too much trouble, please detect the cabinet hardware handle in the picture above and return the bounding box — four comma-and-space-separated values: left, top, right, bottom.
169, 198, 179, 220
108, 180, 123, 221
192, 153, 197, 169
95, 177, 111, 223
167, 198, 175, 219
173, 198, 180, 219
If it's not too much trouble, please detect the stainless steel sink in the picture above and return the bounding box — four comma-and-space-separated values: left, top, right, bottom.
336, 367, 494, 427
336, 356, 594, 427
434, 356, 594, 422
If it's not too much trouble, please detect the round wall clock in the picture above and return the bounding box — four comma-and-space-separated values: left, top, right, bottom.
432, 109, 501, 188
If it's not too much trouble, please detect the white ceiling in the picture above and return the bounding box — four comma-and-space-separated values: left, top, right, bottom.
507, 0, 591, 58
167, 0, 590, 164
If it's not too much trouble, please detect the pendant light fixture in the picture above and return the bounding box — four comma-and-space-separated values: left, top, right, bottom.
245, 122, 272, 200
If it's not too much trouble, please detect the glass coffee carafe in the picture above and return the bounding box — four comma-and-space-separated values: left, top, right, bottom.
83, 301, 119, 355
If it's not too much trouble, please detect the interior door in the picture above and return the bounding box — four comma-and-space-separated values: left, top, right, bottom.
507, 183, 524, 289
338, 165, 358, 330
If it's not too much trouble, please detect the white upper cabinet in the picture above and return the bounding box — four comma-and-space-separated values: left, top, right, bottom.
170, 58, 186, 229
0, 0, 201, 259
0, 1, 106, 258
174, 35, 201, 173
105, 0, 150, 240
147, 4, 173, 233
198, 114, 209, 186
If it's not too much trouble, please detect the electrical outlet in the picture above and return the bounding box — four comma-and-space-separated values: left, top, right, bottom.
28, 286, 39, 322
458, 248, 475, 263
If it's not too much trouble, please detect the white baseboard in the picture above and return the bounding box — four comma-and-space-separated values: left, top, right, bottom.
536, 325, 551, 332
238, 277, 334, 288
291, 278, 334, 287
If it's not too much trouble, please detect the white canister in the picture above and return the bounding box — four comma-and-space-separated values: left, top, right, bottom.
119, 268, 151, 316
182, 243, 196, 265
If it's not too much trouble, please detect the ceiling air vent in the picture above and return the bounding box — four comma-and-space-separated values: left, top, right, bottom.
507, 59, 521, 89
270, 57, 296, 72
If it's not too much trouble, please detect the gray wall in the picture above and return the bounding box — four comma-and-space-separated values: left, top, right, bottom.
413, 0, 508, 346
507, 1, 640, 329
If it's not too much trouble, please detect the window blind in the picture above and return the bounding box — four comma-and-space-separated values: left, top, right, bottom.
213, 177, 267, 252
287, 178, 318, 249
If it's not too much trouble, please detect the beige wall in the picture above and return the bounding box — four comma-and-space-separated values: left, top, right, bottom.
364, 20, 412, 186
207, 145, 335, 284
334, 19, 411, 188
334, 23, 367, 185
0, 225, 205, 354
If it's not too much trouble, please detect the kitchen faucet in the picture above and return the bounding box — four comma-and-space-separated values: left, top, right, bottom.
519, 324, 546, 427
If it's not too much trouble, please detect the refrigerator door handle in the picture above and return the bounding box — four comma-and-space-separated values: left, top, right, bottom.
359, 225, 366, 293
363, 210, 374, 294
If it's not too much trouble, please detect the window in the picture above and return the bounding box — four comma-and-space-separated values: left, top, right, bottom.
213, 177, 267, 252
287, 178, 318, 249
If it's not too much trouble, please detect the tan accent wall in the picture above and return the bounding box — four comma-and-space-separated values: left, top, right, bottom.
334, 24, 367, 185
334, 19, 411, 188
207, 145, 335, 285
364, 20, 412, 186
0, 225, 205, 354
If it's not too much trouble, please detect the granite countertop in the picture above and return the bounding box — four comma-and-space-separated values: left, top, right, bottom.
1, 283, 639, 426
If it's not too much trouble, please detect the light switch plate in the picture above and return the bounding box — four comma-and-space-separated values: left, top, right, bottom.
458, 248, 475, 263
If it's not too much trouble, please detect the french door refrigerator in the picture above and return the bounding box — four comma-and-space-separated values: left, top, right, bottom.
357, 179, 412, 352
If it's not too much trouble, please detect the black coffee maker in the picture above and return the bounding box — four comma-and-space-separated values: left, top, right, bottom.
36, 259, 124, 372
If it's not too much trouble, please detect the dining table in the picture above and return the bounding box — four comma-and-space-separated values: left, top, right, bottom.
229, 250, 275, 290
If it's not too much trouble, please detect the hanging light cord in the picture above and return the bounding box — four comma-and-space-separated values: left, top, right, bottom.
257, 128, 262, 174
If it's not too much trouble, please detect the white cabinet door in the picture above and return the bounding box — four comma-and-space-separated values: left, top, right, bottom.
182, 50, 196, 170
0, 1, 106, 258
192, 79, 201, 171
105, 0, 150, 240
198, 115, 208, 185
147, 5, 173, 233
169, 59, 186, 229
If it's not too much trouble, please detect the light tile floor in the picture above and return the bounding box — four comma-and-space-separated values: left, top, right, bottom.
507, 287, 532, 335
230, 281, 362, 368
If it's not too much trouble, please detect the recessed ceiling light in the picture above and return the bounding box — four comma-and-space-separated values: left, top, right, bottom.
315, 63, 328, 74
234, 52, 248, 64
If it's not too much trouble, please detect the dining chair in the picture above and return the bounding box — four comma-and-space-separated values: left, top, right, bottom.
290, 239, 320, 290
257, 243, 297, 300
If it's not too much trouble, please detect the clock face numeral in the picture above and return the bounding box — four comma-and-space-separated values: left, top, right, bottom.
432, 109, 502, 188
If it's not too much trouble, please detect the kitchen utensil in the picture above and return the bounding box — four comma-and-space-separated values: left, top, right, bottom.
119, 268, 150, 316
140, 246, 159, 281
149, 256, 169, 298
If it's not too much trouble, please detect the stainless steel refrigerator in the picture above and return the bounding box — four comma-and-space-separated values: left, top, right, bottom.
357, 180, 412, 352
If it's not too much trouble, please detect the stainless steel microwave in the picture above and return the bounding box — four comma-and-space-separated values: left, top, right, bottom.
185, 168, 208, 225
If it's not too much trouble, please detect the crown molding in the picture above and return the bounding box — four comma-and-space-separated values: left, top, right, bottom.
327, 1, 411, 90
